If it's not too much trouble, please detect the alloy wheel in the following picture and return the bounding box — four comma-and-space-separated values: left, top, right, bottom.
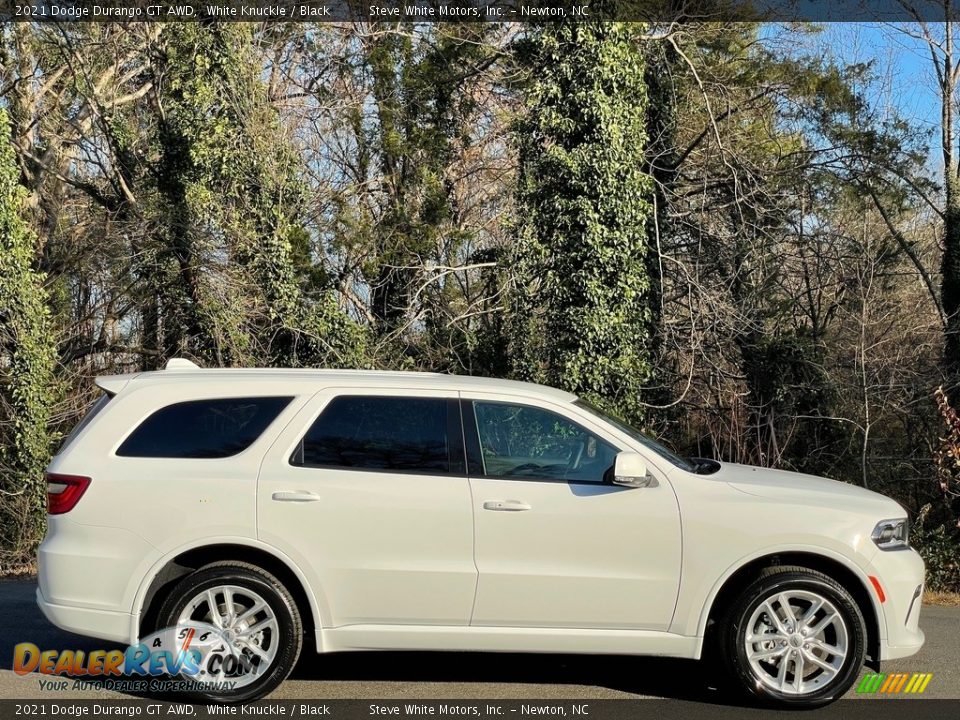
743, 589, 849, 696
177, 584, 280, 689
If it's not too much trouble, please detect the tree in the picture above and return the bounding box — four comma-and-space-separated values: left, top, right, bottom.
884, 15, 960, 394
511, 20, 657, 424
0, 108, 57, 569
143, 23, 365, 368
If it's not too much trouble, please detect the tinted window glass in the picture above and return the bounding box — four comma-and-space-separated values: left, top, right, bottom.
292, 396, 454, 473
471, 401, 617, 483
117, 397, 292, 459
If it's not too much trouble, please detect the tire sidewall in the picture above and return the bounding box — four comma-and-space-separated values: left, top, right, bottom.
728, 573, 866, 706
157, 566, 301, 703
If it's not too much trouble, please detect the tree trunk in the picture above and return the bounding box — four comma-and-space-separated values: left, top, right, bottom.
941, 22, 960, 395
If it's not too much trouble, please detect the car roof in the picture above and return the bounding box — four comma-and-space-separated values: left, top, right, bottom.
95, 360, 579, 404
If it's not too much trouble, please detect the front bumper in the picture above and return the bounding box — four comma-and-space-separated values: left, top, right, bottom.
870, 547, 925, 660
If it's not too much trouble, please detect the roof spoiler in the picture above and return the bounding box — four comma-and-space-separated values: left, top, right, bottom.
94, 374, 132, 396
94, 358, 200, 395
165, 358, 201, 371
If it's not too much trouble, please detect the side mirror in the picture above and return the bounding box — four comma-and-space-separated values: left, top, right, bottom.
612, 452, 656, 488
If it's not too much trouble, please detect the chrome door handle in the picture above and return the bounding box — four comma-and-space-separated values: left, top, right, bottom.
483, 500, 531, 512
272, 491, 321, 503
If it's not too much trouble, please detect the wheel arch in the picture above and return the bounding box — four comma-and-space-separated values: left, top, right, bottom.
133, 540, 321, 651
700, 550, 882, 667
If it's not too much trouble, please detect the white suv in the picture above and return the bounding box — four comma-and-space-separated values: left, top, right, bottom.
39, 360, 924, 705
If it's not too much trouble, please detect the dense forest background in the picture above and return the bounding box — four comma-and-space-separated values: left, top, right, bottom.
1, 20, 959, 587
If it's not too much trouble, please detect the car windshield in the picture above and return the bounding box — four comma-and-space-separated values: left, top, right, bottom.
574, 399, 696, 473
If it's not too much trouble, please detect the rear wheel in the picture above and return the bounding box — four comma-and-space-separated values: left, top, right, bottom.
718, 566, 867, 707
156, 561, 302, 702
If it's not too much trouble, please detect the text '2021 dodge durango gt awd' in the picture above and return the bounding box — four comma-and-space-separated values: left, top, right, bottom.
37, 359, 924, 705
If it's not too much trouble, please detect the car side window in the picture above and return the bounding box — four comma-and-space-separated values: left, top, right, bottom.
116, 397, 293, 459
469, 401, 618, 483
291, 396, 463, 475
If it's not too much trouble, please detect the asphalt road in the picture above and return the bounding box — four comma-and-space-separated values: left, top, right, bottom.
1, 578, 957, 703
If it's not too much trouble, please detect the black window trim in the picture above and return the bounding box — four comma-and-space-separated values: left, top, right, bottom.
289, 395, 470, 478
115, 395, 296, 460
460, 398, 622, 487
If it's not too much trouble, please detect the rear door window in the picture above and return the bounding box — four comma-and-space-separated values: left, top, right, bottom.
290, 396, 463, 474
117, 397, 293, 459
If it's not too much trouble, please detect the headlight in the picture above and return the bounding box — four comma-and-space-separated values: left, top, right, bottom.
872, 518, 909, 550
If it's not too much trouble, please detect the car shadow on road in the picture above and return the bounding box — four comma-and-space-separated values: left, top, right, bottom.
290, 650, 741, 705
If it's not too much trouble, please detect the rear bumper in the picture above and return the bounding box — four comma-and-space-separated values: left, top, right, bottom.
37, 516, 155, 644
36, 588, 131, 644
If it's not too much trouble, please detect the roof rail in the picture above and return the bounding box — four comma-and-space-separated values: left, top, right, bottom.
165, 358, 201, 371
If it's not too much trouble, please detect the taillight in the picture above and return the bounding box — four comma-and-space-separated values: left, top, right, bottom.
46, 474, 91, 515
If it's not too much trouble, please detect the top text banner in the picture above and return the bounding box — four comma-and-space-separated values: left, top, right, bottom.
3, 0, 960, 22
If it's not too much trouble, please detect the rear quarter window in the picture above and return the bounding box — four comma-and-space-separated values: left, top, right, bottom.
116, 397, 293, 459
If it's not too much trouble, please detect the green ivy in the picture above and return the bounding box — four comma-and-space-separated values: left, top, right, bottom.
0, 108, 57, 567
912, 505, 960, 593
511, 20, 657, 424
147, 24, 366, 368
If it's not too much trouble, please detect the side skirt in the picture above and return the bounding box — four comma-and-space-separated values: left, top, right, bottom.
317, 625, 700, 658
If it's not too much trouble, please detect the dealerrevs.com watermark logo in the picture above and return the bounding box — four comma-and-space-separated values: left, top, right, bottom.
12, 621, 265, 693
857, 672, 934, 695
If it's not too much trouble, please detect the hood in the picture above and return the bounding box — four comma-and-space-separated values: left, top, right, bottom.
709, 462, 903, 517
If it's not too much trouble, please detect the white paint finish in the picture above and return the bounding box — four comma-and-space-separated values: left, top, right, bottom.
323, 624, 698, 657
867, 545, 926, 658
126, 536, 323, 646
668, 474, 890, 640
38, 364, 926, 668
463, 390, 681, 631
36, 589, 131, 644
469, 477, 681, 630
257, 387, 477, 628
37, 517, 155, 611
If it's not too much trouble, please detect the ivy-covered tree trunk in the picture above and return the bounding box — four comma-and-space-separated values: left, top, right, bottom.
0, 109, 57, 569
146, 23, 364, 369
511, 21, 657, 423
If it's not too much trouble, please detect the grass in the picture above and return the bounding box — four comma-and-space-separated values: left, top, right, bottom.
923, 590, 960, 607
0, 560, 37, 578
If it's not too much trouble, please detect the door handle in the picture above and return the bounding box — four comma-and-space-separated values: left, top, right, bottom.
483, 500, 531, 512
272, 491, 321, 503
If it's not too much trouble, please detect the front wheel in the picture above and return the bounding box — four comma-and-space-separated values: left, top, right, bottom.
156, 561, 303, 703
718, 566, 867, 707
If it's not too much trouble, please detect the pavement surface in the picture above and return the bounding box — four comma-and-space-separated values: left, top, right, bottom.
1, 578, 956, 703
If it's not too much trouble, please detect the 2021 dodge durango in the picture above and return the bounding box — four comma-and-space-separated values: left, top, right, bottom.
38, 359, 924, 705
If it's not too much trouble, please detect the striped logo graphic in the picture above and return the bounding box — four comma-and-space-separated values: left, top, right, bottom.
856, 672, 933, 694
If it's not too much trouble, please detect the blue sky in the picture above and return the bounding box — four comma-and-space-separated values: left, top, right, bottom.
769, 23, 944, 168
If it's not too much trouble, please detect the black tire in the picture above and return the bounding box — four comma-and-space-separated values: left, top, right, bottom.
156, 561, 303, 703
717, 565, 867, 708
